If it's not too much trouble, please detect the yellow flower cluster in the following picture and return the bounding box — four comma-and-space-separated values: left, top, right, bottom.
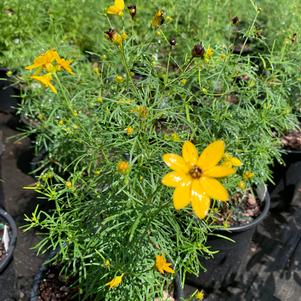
25, 49, 73, 94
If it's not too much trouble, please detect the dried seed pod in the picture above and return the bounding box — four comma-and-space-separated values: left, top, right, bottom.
128, 5, 136, 18
191, 43, 205, 58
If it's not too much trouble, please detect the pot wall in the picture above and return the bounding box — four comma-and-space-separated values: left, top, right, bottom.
186, 185, 270, 289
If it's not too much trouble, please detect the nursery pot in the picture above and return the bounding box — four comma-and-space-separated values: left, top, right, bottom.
0, 208, 18, 273
186, 185, 270, 289
269, 150, 301, 210
31, 251, 184, 301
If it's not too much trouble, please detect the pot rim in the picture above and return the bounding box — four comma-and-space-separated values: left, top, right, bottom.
218, 184, 270, 232
0, 208, 17, 273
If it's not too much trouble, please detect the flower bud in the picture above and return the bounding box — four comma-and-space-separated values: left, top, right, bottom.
191, 43, 205, 58
169, 37, 176, 46
128, 5, 136, 18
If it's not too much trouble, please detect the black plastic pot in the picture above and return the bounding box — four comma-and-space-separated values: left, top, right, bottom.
186, 185, 270, 289
31, 251, 184, 301
269, 150, 301, 210
0, 208, 17, 273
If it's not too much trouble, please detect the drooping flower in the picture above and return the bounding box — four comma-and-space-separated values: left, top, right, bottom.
105, 274, 124, 289
106, 0, 125, 16
222, 153, 242, 168
31, 73, 57, 94
151, 10, 165, 29
155, 255, 174, 275
56, 57, 74, 75
105, 29, 123, 47
162, 141, 235, 219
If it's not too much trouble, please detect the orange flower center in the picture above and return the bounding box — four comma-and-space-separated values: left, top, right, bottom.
189, 165, 202, 179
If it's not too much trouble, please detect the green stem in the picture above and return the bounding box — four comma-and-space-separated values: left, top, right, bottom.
119, 47, 141, 99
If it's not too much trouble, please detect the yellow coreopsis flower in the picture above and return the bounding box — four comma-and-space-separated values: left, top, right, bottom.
222, 153, 242, 168
155, 255, 175, 275
162, 141, 235, 219
56, 57, 74, 75
106, 0, 125, 16
105, 29, 123, 47
151, 10, 165, 29
105, 274, 124, 289
31, 73, 57, 94
117, 161, 129, 173
195, 290, 205, 300
243, 171, 254, 180
25, 49, 59, 72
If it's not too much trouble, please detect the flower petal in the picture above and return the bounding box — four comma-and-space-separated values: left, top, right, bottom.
163, 154, 189, 173
199, 176, 229, 201
203, 166, 235, 178
173, 182, 191, 210
182, 141, 198, 165
191, 180, 211, 219
197, 140, 225, 171
162, 171, 191, 187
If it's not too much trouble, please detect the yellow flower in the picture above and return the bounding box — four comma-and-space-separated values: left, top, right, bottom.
115, 75, 124, 83
96, 97, 103, 103
65, 181, 72, 188
155, 255, 175, 275
106, 0, 125, 16
243, 171, 254, 180
151, 10, 165, 29
195, 290, 205, 300
105, 274, 124, 289
125, 127, 134, 135
223, 153, 242, 168
104, 259, 111, 268
205, 47, 214, 60
238, 180, 246, 190
105, 29, 123, 47
56, 57, 74, 75
117, 161, 129, 173
31, 73, 57, 94
25, 49, 59, 72
58, 119, 64, 125
121, 31, 128, 41
162, 141, 235, 219
180, 79, 187, 86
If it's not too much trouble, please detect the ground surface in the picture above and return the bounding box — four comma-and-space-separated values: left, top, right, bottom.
0, 109, 300, 300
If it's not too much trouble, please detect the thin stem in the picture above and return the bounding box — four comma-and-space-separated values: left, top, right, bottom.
119, 46, 141, 99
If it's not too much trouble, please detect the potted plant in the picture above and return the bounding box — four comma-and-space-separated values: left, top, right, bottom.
15, 1, 299, 300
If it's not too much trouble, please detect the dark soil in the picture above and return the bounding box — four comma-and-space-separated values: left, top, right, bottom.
282, 128, 301, 150
0, 239, 5, 261
36, 265, 78, 301
215, 190, 261, 227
